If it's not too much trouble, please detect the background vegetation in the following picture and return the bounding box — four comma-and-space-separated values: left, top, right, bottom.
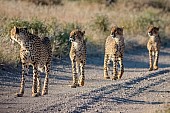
0, 0, 170, 65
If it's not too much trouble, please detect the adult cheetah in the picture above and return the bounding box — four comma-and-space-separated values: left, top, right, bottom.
147, 25, 161, 71
69, 29, 86, 88
104, 25, 125, 80
10, 26, 52, 97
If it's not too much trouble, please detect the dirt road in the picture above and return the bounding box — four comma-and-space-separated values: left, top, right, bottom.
0, 48, 170, 113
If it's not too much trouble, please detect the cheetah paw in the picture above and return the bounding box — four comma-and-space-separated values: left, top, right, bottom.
112, 76, 118, 80
79, 81, 84, 86
149, 67, 153, 71
15, 93, 24, 97
154, 66, 158, 70
69, 84, 77, 88
42, 90, 48, 96
104, 76, 110, 79
32, 93, 41, 97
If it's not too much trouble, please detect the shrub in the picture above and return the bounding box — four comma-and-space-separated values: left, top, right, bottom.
68, 0, 104, 4
19, 0, 62, 5
48, 22, 82, 58
91, 14, 109, 33
29, 19, 48, 36
0, 19, 27, 65
0, 19, 55, 65
147, 0, 170, 12
119, 11, 165, 36
0, 18, 83, 65
2, 19, 29, 37
70, 0, 117, 5
5, 18, 48, 36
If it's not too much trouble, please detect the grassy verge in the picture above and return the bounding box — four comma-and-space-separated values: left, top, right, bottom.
0, 0, 170, 65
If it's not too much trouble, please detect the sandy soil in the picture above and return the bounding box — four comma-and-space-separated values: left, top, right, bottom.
0, 48, 170, 113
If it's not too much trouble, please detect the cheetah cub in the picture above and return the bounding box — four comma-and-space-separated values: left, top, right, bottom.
104, 26, 125, 80
69, 29, 86, 88
147, 25, 161, 71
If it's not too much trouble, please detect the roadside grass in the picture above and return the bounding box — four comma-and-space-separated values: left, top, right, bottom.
0, 0, 170, 65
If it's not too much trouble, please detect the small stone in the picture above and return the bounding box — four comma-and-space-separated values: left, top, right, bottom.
95, 109, 99, 112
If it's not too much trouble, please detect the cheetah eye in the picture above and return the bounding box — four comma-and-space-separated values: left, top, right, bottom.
150, 29, 154, 33
153, 29, 157, 33
117, 28, 121, 31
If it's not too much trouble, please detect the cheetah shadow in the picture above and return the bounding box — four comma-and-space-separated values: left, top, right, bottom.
86, 48, 170, 69
70, 69, 170, 112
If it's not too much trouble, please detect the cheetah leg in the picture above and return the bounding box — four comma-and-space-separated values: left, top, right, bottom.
42, 63, 50, 95
79, 62, 85, 86
104, 54, 110, 79
76, 62, 80, 74
16, 63, 28, 97
32, 63, 39, 97
70, 60, 78, 88
118, 56, 124, 79
112, 54, 118, 80
153, 51, 159, 70
76, 62, 81, 87
37, 71, 41, 96
149, 50, 153, 71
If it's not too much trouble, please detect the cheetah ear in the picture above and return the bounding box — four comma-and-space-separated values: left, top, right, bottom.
147, 25, 151, 29
112, 25, 117, 29
82, 31, 85, 35
31, 28, 34, 34
121, 26, 124, 31
148, 25, 154, 30
23, 27, 28, 31
156, 26, 159, 31
74, 29, 79, 35
13, 26, 19, 34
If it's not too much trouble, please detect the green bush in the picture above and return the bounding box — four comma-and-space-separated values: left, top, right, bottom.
0, 18, 27, 65
70, 0, 117, 5
5, 18, 48, 36
50, 22, 82, 58
91, 14, 110, 33
148, 0, 170, 12
29, 19, 48, 37
68, 0, 104, 4
0, 18, 82, 65
19, 0, 62, 5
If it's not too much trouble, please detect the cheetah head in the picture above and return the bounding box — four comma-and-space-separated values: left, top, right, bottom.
147, 25, 159, 37
10, 26, 28, 44
69, 29, 85, 42
110, 26, 124, 38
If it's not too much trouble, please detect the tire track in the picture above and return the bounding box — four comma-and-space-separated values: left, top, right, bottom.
39, 68, 170, 113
